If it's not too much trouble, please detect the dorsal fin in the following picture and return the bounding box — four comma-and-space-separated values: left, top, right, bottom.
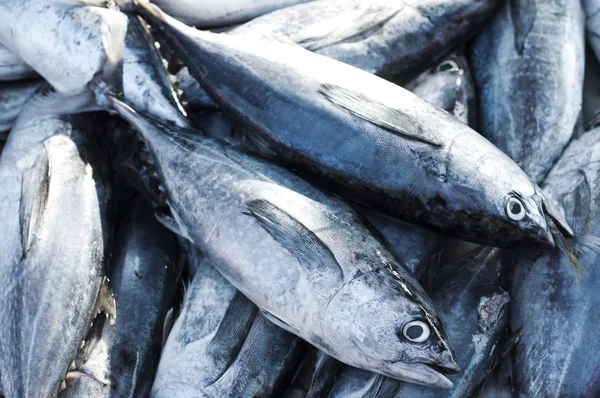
245, 199, 343, 283
319, 84, 443, 147
19, 146, 50, 259
296, 7, 402, 51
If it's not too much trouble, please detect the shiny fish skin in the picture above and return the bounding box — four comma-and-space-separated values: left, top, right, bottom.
152, 250, 303, 397
124, 15, 189, 128
0, 79, 43, 133
470, 0, 585, 184
0, 43, 37, 81
403, 51, 476, 128
0, 0, 127, 97
230, 0, 500, 80
111, 98, 460, 388
140, 5, 570, 250
511, 126, 600, 397
0, 92, 111, 397
150, 0, 314, 28
286, 247, 511, 398
59, 197, 180, 398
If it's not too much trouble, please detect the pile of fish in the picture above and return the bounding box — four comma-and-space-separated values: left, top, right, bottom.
2, 0, 600, 396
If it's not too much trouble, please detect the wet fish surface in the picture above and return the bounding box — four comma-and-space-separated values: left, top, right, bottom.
0, 0, 127, 98
60, 196, 181, 397
511, 126, 600, 397
231, 0, 500, 80
0, 79, 43, 133
140, 3, 572, 252
152, 248, 303, 397
470, 0, 585, 183
110, 97, 460, 388
150, 0, 315, 28
0, 43, 37, 81
0, 91, 113, 397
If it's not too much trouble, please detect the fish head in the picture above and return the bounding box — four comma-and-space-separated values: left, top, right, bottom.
324, 267, 459, 388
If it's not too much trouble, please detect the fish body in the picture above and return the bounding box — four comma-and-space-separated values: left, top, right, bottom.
583, 44, 600, 130
124, 15, 189, 127
585, 0, 600, 64
0, 79, 43, 133
403, 51, 476, 127
231, 0, 500, 80
0, 43, 37, 81
60, 197, 180, 397
0, 92, 112, 397
470, 0, 585, 183
152, 250, 303, 397
0, 0, 127, 97
141, 5, 570, 250
111, 98, 460, 388
150, 0, 314, 28
511, 126, 600, 397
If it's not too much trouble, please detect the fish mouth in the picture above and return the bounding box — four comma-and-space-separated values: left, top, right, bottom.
384, 361, 457, 389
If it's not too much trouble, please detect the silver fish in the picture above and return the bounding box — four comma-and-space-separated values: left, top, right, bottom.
511, 126, 600, 397
140, 3, 573, 254
59, 196, 181, 397
583, 44, 600, 131
151, 248, 303, 397
470, 0, 585, 184
0, 0, 127, 98
0, 43, 37, 81
0, 90, 113, 397
230, 0, 500, 80
403, 51, 476, 128
124, 15, 189, 128
110, 97, 460, 388
0, 79, 43, 133
150, 0, 314, 28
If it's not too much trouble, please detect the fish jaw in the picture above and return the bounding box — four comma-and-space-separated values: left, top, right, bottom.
382, 361, 456, 389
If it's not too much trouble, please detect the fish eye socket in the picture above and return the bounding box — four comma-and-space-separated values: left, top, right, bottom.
506, 196, 526, 221
437, 60, 459, 73
401, 320, 431, 343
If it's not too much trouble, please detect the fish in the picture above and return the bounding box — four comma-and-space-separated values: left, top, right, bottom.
0, 0, 127, 100
285, 246, 511, 398
151, 247, 303, 397
137, 2, 574, 254
470, 0, 585, 184
585, 0, 600, 65
230, 0, 501, 80
59, 196, 181, 397
174, 67, 217, 111
0, 79, 43, 133
149, 0, 314, 28
510, 125, 600, 397
0, 43, 37, 81
109, 97, 460, 388
403, 50, 476, 128
0, 89, 114, 397
394, 247, 512, 397
583, 44, 600, 130
123, 14, 189, 128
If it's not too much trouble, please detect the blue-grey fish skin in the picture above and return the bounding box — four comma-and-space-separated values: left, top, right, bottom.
138, 4, 567, 250
470, 0, 585, 184
0, 79, 43, 133
511, 126, 600, 397
111, 98, 459, 388
403, 51, 476, 128
0, 43, 37, 81
152, 250, 303, 397
0, 93, 112, 398
231, 0, 500, 80
286, 247, 510, 398
124, 15, 189, 128
59, 196, 181, 398
583, 44, 600, 131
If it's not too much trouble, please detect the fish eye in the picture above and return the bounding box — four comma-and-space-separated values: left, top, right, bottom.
436, 60, 459, 73
506, 196, 526, 221
401, 320, 431, 343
